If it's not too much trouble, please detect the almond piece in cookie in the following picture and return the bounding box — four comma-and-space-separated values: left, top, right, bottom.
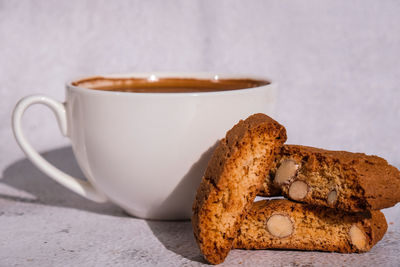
288, 180, 309, 201
266, 214, 293, 238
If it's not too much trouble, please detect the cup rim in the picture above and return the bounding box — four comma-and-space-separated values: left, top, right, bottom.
66, 72, 275, 96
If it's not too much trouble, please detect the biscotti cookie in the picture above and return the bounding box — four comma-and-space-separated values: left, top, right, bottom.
233, 199, 387, 253
259, 145, 400, 212
192, 113, 287, 264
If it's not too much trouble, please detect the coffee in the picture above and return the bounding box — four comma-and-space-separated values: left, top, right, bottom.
72, 76, 270, 93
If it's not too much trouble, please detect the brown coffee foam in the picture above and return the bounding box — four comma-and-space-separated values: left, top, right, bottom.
72, 76, 270, 93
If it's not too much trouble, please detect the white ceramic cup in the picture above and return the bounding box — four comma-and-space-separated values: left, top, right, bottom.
12, 73, 276, 220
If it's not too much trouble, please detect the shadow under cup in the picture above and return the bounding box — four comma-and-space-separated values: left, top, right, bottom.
14, 73, 276, 220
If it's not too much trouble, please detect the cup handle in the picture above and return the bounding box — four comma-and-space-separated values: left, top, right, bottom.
12, 95, 107, 203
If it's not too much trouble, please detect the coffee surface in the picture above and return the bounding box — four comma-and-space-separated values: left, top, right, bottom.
72, 77, 269, 93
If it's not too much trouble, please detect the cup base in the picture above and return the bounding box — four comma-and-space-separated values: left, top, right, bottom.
122, 207, 191, 221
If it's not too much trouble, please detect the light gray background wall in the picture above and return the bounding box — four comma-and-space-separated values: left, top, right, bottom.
1, 0, 399, 169
1, 1, 400, 265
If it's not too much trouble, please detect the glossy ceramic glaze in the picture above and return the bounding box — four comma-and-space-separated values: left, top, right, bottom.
13, 73, 276, 220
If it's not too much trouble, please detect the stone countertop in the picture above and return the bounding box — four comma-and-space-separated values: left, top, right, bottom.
0, 146, 399, 267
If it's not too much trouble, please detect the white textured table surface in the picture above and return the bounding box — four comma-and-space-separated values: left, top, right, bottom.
0, 146, 399, 267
